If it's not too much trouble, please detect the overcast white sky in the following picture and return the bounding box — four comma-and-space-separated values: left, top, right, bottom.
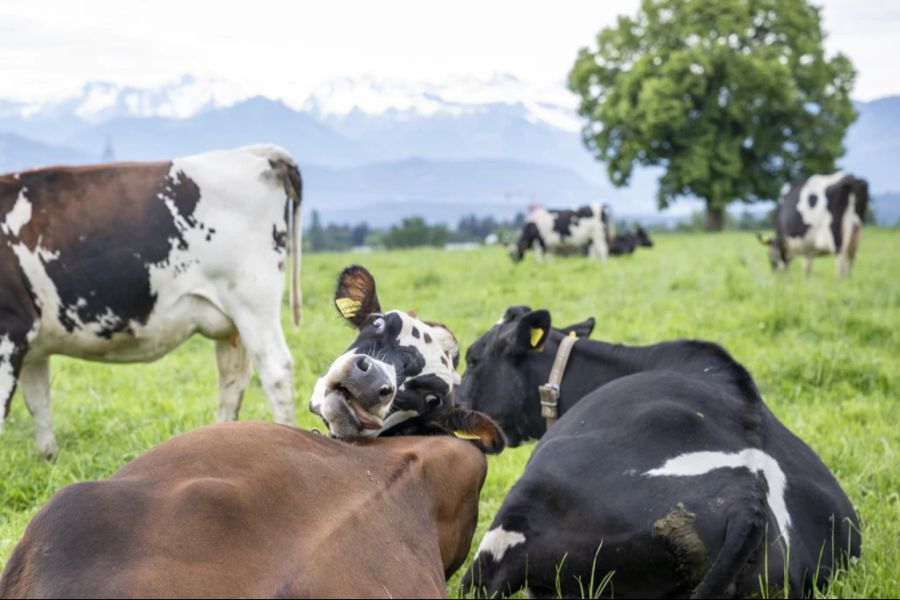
1, 0, 897, 103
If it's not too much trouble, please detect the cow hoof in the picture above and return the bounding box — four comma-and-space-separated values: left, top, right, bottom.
37, 440, 59, 461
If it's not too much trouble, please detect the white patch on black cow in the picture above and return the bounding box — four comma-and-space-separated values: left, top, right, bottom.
788, 171, 847, 255
0, 188, 32, 237
473, 526, 527, 563
645, 449, 792, 543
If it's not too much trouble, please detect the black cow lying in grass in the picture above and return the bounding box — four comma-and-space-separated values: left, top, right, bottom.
457, 306, 860, 598
609, 225, 654, 256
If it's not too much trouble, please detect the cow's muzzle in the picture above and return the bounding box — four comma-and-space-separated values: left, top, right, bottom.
311, 353, 396, 436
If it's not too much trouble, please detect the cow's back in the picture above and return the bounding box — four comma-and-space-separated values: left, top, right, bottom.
6, 148, 291, 361
0, 423, 472, 598
466, 372, 859, 597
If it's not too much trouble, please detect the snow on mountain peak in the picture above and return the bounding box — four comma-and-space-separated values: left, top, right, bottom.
6, 72, 583, 132
297, 73, 583, 131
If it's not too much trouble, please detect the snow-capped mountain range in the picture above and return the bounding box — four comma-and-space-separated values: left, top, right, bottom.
1, 74, 898, 225
5, 73, 581, 132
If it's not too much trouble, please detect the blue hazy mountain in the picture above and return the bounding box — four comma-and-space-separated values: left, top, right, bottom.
0, 133, 90, 172
1, 76, 898, 224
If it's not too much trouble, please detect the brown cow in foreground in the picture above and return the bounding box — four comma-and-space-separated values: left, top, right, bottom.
0, 417, 503, 598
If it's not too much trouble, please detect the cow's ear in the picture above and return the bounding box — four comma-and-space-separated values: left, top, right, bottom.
334, 265, 382, 328
557, 317, 595, 339
445, 407, 506, 454
501, 305, 532, 323
513, 309, 551, 353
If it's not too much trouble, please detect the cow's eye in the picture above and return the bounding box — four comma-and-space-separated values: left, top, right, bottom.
371, 317, 385, 333
466, 356, 478, 369
425, 394, 441, 409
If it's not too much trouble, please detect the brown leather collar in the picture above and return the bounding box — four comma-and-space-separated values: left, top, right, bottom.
538, 334, 577, 429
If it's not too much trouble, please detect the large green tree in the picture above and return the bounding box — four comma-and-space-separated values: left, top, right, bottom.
569, 0, 857, 230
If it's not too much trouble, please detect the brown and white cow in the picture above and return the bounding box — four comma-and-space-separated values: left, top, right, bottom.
0, 145, 302, 458
759, 172, 868, 277
0, 416, 504, 598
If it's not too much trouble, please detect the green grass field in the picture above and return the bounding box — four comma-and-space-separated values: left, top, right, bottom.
1, 230, 897, 597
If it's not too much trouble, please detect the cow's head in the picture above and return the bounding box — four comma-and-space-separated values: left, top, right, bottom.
635, 226, 653, 247
507, 241, 526, 263
310, 265, 466, 440
757, 232, 783, 270
455, 306, 594, 446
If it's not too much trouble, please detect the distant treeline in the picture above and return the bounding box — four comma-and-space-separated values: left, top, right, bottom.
304, 211, 525, 252
303, 198, 893, 252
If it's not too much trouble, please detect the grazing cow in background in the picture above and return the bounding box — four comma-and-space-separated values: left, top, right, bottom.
0, 416, 504, 598
759, 172, 868, 277
609, 225, 654, 256
0, 145, 302, 458
509, 203, 613, 263
457, 306, 860, 598
310, 265, 468, 439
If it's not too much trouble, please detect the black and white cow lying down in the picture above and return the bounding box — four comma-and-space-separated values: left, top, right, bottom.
510, 203, 613, 263
609, 225, 654, 256
456, 307, 860, 598
759, 172, 868, 277
0, 145, 302, 458
310, 265, 479, 442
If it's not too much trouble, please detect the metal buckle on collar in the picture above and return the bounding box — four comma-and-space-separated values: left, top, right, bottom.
539, 383, 559, 424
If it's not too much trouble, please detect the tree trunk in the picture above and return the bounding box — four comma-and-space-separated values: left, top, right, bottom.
705, 206, 725, 231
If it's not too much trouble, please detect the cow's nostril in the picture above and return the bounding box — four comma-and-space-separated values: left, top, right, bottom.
355, 356, 371, 372
378, 385, 394, 399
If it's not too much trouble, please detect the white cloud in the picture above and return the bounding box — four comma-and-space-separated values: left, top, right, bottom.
0, 0, 896, 102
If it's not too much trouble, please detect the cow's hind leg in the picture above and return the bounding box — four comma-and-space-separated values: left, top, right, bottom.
215, 336, 253, 421
230, 310, 295, 425
690, 510, 765, 599
19, 358, 57, 460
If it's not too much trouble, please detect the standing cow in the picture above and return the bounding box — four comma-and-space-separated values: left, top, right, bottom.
456, 306, 860, 598
0, 144, 302, 458
509, 203, 613, 263
760, 172, 868, 277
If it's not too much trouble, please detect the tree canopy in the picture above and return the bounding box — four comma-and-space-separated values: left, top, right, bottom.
568, 0, 857, 229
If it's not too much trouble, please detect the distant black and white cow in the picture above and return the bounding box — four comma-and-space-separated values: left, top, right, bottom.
609, 225, 654, 256
310, 265, 470, 441
510, 203, 613, 263
0, 145, 302, 458
760, 172, 868, 277
457, 307, 860, 598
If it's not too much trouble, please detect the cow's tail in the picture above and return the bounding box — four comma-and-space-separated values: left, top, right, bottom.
271, 155, 303, 327
287, 164, 303, 327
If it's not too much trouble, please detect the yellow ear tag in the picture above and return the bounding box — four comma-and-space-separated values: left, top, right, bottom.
335, 297, 362, 319
453, 430, 481, 440
568, 330, 577, 337
530, 327, 545, 348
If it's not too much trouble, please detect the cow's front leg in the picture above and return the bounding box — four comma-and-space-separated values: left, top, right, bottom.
591, 234, 609, 262
804, 254, 814, 276
1, 339, 22, 436
532, 240, 544, 263
215, 336, 253, 421
19, 357, 57, 460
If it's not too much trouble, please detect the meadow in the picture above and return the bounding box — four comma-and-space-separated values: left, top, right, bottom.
1, 229, 897, 597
